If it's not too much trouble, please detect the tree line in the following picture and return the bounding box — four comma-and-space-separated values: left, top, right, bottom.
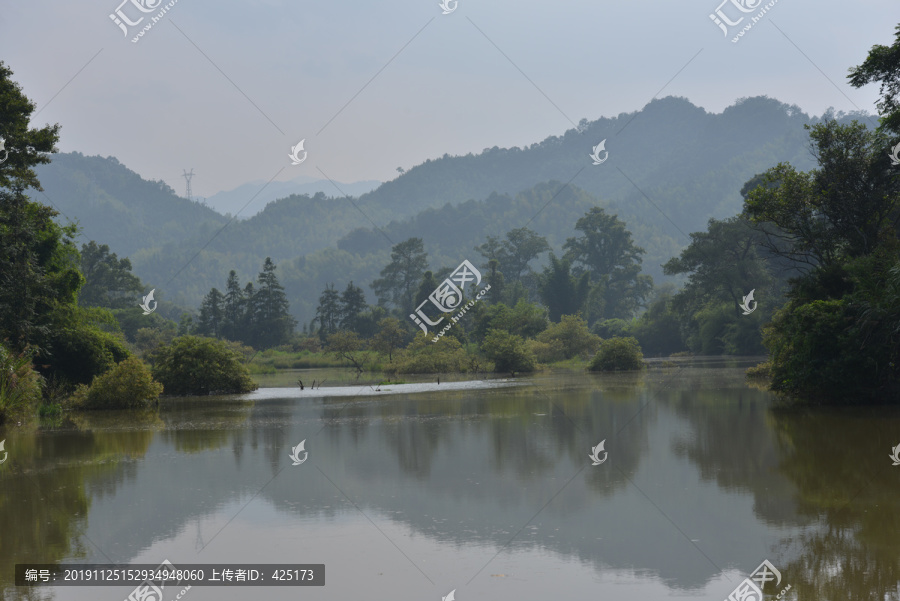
195, 258, 296, 349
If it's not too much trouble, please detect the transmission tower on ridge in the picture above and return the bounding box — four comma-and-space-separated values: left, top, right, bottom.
182, 168, 194, 202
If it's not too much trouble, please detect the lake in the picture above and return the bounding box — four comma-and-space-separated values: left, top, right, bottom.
2, 358, 899, 600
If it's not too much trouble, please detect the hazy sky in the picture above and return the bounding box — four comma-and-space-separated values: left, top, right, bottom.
2, 0, 895, 199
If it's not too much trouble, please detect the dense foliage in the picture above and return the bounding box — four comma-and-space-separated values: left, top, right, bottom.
533, 315, 601, 361
589, 337, 645, 372
36, 96, 852, 327
0, 344, 42, 424
0, 60, 150, 414
150, 336, 257, 395
70, 356, 162, 410
481, 329, 536, 373
392, 335, 471, 374
195, 258, 296, 348
731, 25, 900, 402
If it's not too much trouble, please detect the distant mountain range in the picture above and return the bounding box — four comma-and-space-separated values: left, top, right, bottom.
30, 96, 869, 326
201, 175, 381, 218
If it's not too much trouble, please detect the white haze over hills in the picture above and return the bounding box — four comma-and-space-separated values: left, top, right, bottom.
202, 175, 382, 218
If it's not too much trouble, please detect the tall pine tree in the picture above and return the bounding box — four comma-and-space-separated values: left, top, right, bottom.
197, 288, 224, 338
315, 283, 341, 341
254, 257, 295, 348
222, 270, 244, 341
241, 282, 257, 346
371, 238, 428, 315
339, 281, 367, 333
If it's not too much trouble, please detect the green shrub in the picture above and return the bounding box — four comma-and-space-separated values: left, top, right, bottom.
528, 339, 566, 363
629, 297, 687, 356
151, 336, 257, 395
39, 403, 62, 417
687, 301, 764, 356
134, 326, 176, 356
589, 337, 645, 372
42, 311, 131, 385
763, 300, 873, 401
691, 303, 732, 355
394, 335, 469, 374
481, 329, 536, 373
70, 356, 163, 410
746, 361, 772, 379
592, 318, 630, 339
221, 339, 257, 362
0, 344, 43, 425
721, 312, 766, 355
536, 314, 601, 359
473, 300, 548, 342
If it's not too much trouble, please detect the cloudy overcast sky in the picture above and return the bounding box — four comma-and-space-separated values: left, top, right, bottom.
1, 0, 895, 199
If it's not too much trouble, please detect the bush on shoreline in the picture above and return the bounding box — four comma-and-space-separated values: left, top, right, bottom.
392, 335, 470, 374
589, 337, 645, 372
482, 329, 536, 373
535, 315, 601, 360
70, 356, 163, 410
151, 336, 257, 395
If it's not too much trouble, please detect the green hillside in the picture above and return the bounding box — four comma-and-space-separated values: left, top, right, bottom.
34, 96, 865, 326
32, 152, 227, 257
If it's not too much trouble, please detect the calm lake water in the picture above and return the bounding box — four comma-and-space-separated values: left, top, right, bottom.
2, 358, 899, 601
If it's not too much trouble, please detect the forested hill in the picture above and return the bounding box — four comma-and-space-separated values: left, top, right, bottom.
31, 152, 227, 257
357, 96, 839, 231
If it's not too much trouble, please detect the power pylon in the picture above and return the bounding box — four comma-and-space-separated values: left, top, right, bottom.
182, 169, 194, 201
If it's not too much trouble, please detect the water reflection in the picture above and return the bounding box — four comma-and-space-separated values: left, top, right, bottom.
768, 407, 900, 600
1, 364, 898, 600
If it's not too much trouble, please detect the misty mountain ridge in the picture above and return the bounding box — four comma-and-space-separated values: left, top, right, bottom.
33, 152, 228, 258
203, 175, 381, 218
32, 96, 870, 325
